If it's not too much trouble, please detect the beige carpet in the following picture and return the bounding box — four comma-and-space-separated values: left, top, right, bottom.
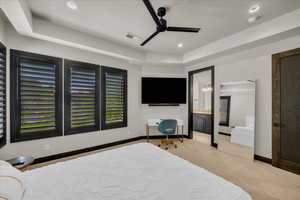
27, 139, 300, 200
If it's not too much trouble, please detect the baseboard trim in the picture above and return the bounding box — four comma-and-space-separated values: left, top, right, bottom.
218, 132, 231, 136
254, 154, 272, 164
34, 136, 143, 164
33, 135, 189, 165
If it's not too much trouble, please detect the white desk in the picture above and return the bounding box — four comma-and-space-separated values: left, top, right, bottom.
146, 119, 184, 143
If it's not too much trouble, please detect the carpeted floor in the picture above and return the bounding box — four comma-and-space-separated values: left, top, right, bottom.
27, 139, 300, 200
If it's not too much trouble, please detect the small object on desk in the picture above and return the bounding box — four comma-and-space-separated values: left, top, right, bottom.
7, 156, 34, 169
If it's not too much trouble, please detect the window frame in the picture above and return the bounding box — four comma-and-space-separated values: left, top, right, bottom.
10, 50, 63, 142
64, 59, 100, 135
101, 66, 127, 130
0, 42, 6, 148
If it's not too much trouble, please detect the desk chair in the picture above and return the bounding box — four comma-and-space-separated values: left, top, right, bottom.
158, 119, 177, 150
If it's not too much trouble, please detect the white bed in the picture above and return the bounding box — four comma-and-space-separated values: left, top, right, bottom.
23, 143, 251, 200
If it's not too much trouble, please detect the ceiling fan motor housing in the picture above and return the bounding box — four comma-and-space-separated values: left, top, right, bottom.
158, 18, 167, 32
141, 0, 200, 46
157, 7, 167, 17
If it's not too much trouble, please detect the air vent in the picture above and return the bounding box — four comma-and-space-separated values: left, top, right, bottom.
126, 33, 142, 40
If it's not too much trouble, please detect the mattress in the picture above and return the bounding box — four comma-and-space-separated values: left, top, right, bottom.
23, 143, 251, 200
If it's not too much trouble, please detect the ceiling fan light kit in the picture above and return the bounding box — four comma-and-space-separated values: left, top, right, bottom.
141, 0, 201, 46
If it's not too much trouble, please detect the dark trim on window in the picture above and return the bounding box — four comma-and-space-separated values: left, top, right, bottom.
10, 50, 63, 142
219, 96, 231, 126
0, 42, 6, 148
64, 59, 100, 135
188, 66, 216, 147
101, 66, 127, 130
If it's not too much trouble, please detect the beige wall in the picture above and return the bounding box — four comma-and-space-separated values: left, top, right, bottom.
186, 33, 300, 159
141, 64, 188, 136
0, 22, 190, 160
0, 12, 5, 44
0, 24, 143, 160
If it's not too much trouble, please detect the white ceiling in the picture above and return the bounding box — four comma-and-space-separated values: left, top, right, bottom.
25, 0, 300, 54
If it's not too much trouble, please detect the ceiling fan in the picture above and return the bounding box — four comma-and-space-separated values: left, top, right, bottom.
141, 0, 201, 46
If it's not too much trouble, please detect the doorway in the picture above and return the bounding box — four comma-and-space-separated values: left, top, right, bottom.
272, 48, 300, 175
188, 66, 216, 147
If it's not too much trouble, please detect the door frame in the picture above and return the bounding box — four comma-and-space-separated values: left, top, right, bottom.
272, 48, 300, 174
188, 66, 217, 147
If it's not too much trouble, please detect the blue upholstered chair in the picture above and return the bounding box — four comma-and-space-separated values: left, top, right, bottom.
158, 119, 178, 150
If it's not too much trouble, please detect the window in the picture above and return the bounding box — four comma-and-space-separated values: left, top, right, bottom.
0, 42, 6, 148
64, 60, 100, 135
10, 50, 63, 142
101, 66, 127, 130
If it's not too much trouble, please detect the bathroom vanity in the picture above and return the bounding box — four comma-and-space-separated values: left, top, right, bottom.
193, 111, 212, 134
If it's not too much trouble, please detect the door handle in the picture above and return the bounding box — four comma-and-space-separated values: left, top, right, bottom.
273, 122, 280, 127
273, 122, 285, 128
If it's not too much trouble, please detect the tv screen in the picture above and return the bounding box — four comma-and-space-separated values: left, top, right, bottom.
142, 77, 186, 104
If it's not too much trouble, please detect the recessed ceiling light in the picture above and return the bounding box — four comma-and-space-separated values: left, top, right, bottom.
177, 43, 183, 48
66, 1, 78, 10
248, 4, 260, 13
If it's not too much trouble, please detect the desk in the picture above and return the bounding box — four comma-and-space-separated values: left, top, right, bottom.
146, 119, 184, 143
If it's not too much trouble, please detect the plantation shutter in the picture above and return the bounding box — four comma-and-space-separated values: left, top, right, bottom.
20, 60, 57, 133
0, 42, 6, 148
64, 60, 99, 135
10, 50, 62, 142
101, 67, 127, 130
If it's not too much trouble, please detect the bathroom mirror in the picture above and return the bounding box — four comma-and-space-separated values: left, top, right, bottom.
218, 81, 256, 160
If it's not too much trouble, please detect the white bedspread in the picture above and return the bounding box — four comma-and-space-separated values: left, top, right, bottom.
23, 143, 251, 200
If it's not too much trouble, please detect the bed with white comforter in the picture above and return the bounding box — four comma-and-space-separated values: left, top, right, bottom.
23, 143, 251, 200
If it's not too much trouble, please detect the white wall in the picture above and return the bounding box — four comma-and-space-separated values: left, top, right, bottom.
141, 65, 188, 136
0, 24, 143, 160
186, 33, 300, 159
0, 12, 5, 44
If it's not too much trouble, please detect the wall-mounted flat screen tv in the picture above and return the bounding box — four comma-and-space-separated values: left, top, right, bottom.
142, 77, 186, 104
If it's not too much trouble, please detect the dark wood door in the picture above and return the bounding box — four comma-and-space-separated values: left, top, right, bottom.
272, 48, 300, 175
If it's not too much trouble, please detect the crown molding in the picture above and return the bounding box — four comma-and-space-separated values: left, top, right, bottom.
1, 0, 300, 66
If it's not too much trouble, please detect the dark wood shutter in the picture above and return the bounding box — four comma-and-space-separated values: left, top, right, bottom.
101, 66, 127, 130
10, 50, 62, 142
64, 60, 100, 135
0, 42, 6, 148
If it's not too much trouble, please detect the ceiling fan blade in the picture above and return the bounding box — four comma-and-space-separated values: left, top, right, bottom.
142, 0, 161, 27
167, 26, 201, 33
141, 31, 160, 46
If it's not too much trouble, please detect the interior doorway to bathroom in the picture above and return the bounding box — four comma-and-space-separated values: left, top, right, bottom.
188, 66, 216, 147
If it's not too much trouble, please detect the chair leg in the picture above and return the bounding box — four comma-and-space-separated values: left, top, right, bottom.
158, 135, 178, 150
165, 135, 169, 150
